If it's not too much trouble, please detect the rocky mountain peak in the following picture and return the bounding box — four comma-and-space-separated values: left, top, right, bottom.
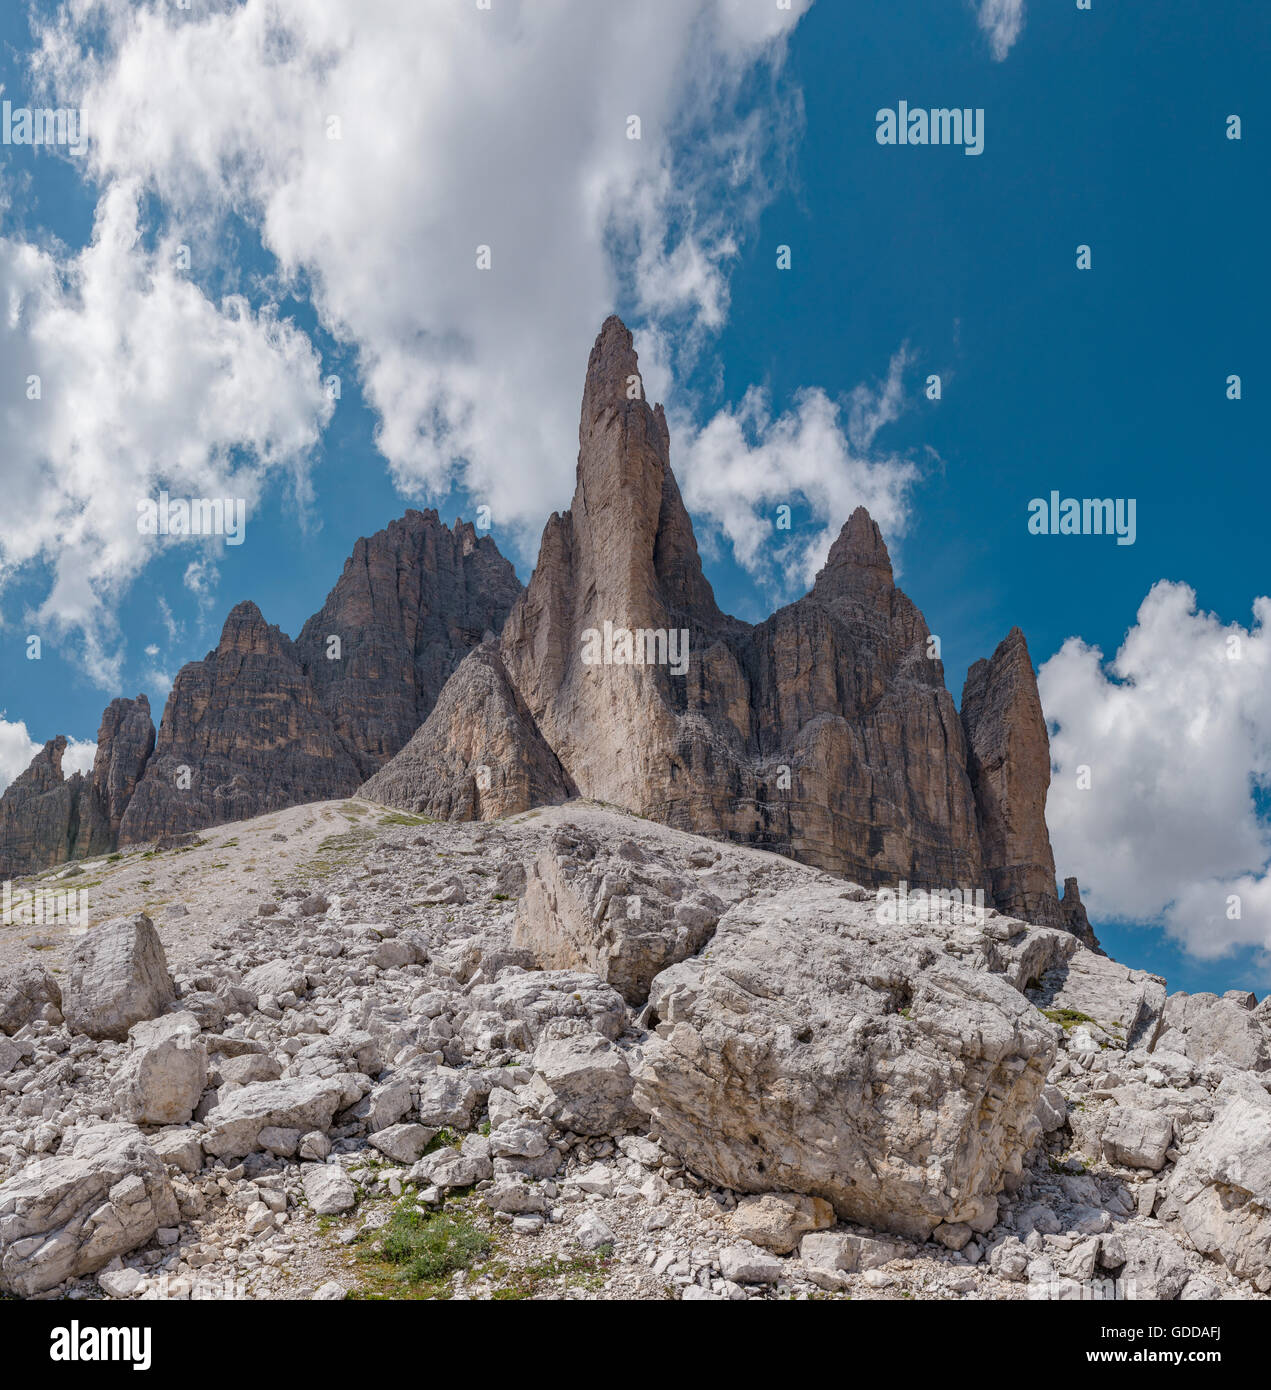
580, 315, 644, 430
812, 504, 896, 606
214, 601, 289, 659
20, 736, 68, 787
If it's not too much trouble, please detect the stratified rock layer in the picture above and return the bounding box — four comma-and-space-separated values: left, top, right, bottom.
0, 1122, 179, 1296
118, 602, 363, 842
0, 738, 80, 877
76, 697, 156, 857
295, 511, 522, 778
0, 514, 520, 869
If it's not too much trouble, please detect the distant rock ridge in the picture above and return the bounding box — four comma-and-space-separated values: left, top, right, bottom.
0, 696, 154, 879
1, 318, 1088, 945
0, 512, 520, 872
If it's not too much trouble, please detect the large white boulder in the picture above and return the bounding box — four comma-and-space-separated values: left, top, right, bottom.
527, 1031, 636, 1136
1163, 1091, 1271, 1291
61, 914, 175, 1042
0, 965, 62, 1035
1153, 991, 1269, 1073
633, 882, 1056, 1240
201, 1078, 347, 1160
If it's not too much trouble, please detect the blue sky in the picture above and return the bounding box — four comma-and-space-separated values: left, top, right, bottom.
1, 0, 1268, 992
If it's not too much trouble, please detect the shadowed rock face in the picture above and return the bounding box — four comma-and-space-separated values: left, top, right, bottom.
358, 640, 574, 821
961, 627, 1063, 926
118, 602, 364, 843
0, 696, 155, 876
119, 511, 521, 843
1060, 877, 1102, 954
75, 697, 156, 858
0, 738, 81, 877
295, 510, 522, 778
0, 513, 521, 869
730, 510, 983, 887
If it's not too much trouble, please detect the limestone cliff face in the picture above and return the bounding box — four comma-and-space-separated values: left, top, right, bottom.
1, 317, 1080, 944
498, 317, 745, 815
0, 514, 517, 869
365, 316, 1080, 933
1060, 876, 1103, 954
0, 696, 157, 876
295, 510, 522, 778
118, 602, 363, 843
961, 628, 1063, 926
75, 697, 156, 858
733, 511, 983, 886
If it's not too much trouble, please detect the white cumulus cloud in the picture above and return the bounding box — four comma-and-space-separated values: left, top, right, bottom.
672, 348, 919, 599
0, 180, 333, 685
1039, 581, 1271, 969
24, 0, 921, 602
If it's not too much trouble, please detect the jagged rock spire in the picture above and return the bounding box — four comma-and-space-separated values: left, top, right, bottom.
813, 506, 896, 605
961, 626, 1063, 928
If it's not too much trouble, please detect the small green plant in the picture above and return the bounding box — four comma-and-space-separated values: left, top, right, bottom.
358, 1204, 491, 1288
1040, 1008, 1096, 1031
424, 1128, 463, 1155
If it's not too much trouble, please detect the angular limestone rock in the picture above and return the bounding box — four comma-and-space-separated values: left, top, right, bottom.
0, 1123, 178, 1296
512, 824, 726, 1004
1154, 991, 1269, 1073
634, 881, 1056, 1239
961, 628, 1063, 929
61, 914, 176, 1042
1163, 1092, 1271, 1291
0, 965, 62, 1035
201, 1078, 347, 1160
119, 1013, 207, 1126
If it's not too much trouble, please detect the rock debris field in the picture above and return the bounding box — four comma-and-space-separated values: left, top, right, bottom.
1, 798, 1269, 1303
